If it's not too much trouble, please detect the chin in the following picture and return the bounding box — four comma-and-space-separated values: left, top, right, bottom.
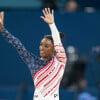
40, 54, 45, 58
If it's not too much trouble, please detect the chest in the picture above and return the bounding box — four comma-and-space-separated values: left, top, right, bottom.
33, 57, 65, 88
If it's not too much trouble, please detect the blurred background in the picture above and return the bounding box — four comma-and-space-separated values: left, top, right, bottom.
0, 0, 100, 100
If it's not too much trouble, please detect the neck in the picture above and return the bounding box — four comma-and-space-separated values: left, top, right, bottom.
41, 56, 52, 61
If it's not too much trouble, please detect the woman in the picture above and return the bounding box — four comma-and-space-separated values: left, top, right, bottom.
0, 8, 67, 100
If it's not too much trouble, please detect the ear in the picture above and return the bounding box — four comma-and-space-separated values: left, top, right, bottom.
53, 47, 56, 53
53, 48, 56, 56
53, 48, 55, 52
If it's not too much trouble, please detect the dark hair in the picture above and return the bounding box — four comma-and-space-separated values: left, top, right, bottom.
44, 32, 66, 44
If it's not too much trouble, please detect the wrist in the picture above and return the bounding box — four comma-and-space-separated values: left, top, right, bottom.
0, 25, 4, 31
0, 26, 4, 31
49, 22, 55, 27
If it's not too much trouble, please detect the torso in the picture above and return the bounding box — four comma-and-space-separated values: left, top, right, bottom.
33, 56, 65, 100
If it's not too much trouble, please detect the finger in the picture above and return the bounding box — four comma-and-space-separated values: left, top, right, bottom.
42, 9, 47, 17
0, 12, 4, 24
52, 9, 54, 15
1, 12, 4, 21
0, 12, 1, 19
45, 8, 48, 15
0, 13, 1, 22
48, 8, 50, 14
40, 16, 45, 20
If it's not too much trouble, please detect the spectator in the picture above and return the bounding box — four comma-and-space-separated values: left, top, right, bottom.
84, 6, 96, 13
64, 0, 79, 12
77, 79, 98, 100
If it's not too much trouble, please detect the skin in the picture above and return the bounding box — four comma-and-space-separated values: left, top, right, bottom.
40, 38, 54, 61
0, 11, 4, 30
40, 8, 55, 61
0, 8, 55, 61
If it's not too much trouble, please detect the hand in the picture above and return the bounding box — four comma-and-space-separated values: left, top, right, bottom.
0, 11, 4, 30
41, 8, 54, 24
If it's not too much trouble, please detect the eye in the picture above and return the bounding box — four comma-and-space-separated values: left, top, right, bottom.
45, 45, 49, 48
45, 44, 49, 48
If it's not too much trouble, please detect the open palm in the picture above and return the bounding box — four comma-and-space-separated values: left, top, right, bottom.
41, 8, 54, 24
0, 12, 4, 30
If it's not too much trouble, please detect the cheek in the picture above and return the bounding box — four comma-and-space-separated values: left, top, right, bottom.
48, 48, 54, 54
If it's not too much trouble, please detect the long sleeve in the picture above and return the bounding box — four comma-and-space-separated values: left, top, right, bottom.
0, 28, 46, 75
0, 28, 33, 64
49, 23, 67, 64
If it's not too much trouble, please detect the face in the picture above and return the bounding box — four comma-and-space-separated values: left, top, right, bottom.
39, 38, 54, 61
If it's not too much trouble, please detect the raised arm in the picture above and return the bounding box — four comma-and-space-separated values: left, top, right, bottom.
41, 8, 67, 64
0, 11, 47, 75
0, 12, 36, 65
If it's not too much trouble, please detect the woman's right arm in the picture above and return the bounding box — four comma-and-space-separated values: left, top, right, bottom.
0, 12, 33, 65
0, 28, 33, 64
0, 12, 47, 76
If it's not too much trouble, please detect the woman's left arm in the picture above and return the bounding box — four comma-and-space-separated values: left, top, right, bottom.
49, 23, 67, 64
41, 8, 67, 64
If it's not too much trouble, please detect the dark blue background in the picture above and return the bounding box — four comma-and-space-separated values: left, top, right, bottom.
0, 10, 100, 99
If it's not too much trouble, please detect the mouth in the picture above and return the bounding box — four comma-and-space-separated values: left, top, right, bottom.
40, 51, 45, 55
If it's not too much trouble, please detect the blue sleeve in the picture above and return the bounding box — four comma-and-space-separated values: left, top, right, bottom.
0, 28, 45, 75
